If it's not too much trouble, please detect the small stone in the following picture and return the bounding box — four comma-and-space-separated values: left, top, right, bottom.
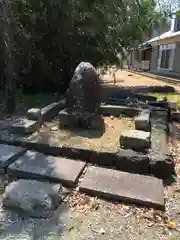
3, 179, 64, 217
50, 126, 58, 132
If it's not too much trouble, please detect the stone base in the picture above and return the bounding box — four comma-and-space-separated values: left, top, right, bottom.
59, 109, 104, 130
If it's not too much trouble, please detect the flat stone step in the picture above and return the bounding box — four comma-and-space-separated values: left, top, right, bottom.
0, 144, 26, 173
10, 118, 40, 135
79, 166, 164, 209
7, 151, 86, 187
120, 130, 150, 152
135, 110, 150, 131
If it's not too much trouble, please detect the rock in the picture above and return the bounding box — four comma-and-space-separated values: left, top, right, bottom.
3, 179, 65, 218
120, 130, 150, 152
66, 62, 101, 112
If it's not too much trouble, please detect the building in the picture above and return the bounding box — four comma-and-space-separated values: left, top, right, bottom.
129, 14, 180, 76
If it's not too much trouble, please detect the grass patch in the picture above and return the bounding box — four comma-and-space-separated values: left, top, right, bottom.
149, 92, 180, 107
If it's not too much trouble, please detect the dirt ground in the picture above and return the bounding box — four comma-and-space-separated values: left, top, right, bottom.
28, 117, 134, 152
102, 70, 180, 92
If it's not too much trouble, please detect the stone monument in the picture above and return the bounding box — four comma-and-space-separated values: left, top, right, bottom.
59, 62, 104, 130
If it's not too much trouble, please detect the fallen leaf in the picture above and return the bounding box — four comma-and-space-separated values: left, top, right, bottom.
166, 221, 177, 229
68, 226, 75, 232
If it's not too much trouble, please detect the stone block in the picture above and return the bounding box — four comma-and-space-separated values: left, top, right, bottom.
10, 119, 40, 135
100, 105, 140, 117
135, 110, 150, 131
115, 149, 150, 174
150, 154, 175, 179
79, 166, 164, 209
59, 109, 104, 130
171, 111, 180, 122
120, 130, 150, 152
41, 100, 65, 121
3, 180, 65, 217
27, 108, 42, 121
0, 144, 26, 172
7, 151, 86, 187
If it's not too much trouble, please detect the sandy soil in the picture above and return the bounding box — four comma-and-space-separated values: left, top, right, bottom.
102, 70, 180, 92
29, 117, 135, 152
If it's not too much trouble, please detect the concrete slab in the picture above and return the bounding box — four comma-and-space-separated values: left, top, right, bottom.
135, 110, 150, 131
79, 166, 164, 209
10, 118, 40, 135
120, 130, 150, 152
0, 144, 26, 172
7, 151, 86, 187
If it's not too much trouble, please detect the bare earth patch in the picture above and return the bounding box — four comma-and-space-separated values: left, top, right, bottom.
29, 117, 134, 152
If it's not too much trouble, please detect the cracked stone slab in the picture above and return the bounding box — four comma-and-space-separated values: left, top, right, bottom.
0, 144, 26, 173
7, 151, 86, 187
120, 130, 150, 152
79, 166, 164, 209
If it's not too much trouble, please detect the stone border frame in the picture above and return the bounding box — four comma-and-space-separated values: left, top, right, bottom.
0, 103, 175, 181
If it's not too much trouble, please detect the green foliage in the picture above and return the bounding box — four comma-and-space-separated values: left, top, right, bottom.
7, 0, 165, 92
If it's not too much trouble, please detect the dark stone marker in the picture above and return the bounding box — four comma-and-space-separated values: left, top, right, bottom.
79, 166, 164, 209
66, 62, 101, 112
59, 62, 104, 130
7, 151, 86, 187
0, 144, 26, 172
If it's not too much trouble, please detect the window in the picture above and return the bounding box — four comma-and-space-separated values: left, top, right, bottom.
160, 49, 171, 69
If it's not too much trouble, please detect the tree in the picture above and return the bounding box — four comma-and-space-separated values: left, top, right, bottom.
0, 0, 166, 112
0, 0, 16, 114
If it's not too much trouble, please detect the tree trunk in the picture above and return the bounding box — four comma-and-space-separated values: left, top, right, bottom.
0, 0, 16, 114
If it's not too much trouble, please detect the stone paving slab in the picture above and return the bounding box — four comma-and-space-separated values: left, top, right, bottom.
0, 144, 26, 173
120, 130, 150, 152
7, 151, 86, 187
79, 166, 164, 209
